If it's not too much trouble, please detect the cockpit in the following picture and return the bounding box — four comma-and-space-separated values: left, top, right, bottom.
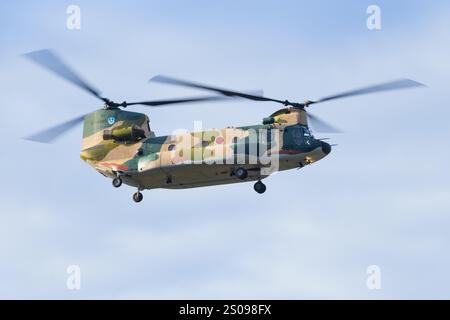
283, 125, 315, 149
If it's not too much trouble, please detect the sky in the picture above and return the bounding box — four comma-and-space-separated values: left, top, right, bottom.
1, 0, 450, 299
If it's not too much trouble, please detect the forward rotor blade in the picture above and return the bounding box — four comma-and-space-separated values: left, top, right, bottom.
23, 49, 106, 102
313, 79, 426, 105
127, 96, 236, 107
151, 75, 284, 104
307, 113, 341, 133
24, 114, 87, 143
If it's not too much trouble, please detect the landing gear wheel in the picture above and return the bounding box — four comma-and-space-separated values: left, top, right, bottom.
254, 181, 266, 194
235, 167, 248, 180
112, 177, 122, 188
133, 192, 143, 203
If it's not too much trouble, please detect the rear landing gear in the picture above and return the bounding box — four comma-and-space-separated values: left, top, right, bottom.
112, 177, 122, 188
133, 191, 143, 203
254, 180, 266, 194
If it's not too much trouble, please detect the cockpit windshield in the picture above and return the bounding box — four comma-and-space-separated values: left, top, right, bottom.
302, 127, 313, 137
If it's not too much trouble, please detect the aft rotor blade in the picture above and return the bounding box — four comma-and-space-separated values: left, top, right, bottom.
151, 75, 285, 104
23, 49, 106, 103
24, 114, 87, 143
312, 79, 426, 105
307, 112, 341, 133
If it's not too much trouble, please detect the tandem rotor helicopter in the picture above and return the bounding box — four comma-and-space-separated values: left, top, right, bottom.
24, 49, 425, 202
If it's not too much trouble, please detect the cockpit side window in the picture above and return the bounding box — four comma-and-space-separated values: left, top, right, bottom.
302, 127, 312, 137
290, 127, 303, 145
284, 126, 314, 147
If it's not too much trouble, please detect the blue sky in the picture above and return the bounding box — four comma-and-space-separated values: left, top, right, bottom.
1, 0, 450, 299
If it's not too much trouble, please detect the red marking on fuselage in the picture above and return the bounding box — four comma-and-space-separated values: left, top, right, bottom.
170, 156, 185, 164
99, 162, 129, 171
275, 150, 304, 155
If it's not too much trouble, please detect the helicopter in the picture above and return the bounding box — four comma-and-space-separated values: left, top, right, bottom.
23, 49, 425, 202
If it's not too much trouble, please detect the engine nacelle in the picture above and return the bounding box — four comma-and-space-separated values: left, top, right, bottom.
103, 125, 146, 143
271, 108, 308, 126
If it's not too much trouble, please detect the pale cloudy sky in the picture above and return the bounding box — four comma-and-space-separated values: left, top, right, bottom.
0, 0, 449, 299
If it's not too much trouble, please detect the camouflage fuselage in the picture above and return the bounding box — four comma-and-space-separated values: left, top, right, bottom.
80, 108, 331, 190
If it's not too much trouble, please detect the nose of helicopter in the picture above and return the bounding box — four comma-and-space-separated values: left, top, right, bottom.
321, 141, 332, 155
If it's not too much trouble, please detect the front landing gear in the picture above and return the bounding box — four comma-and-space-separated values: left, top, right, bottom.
112, 177, 122, 188
133, 191, 143, 203
254, 180, 266, 194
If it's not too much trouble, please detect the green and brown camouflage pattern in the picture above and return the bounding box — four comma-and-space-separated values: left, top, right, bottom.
80, 107, 331, 190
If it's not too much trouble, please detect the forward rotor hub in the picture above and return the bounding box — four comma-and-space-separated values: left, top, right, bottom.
103, 100, 128, 109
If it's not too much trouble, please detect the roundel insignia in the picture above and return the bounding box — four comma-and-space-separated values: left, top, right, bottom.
215, 136, 224, 144
107, 116, 116, 125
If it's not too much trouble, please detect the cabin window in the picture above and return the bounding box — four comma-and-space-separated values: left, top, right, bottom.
168, 144, 176, 151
